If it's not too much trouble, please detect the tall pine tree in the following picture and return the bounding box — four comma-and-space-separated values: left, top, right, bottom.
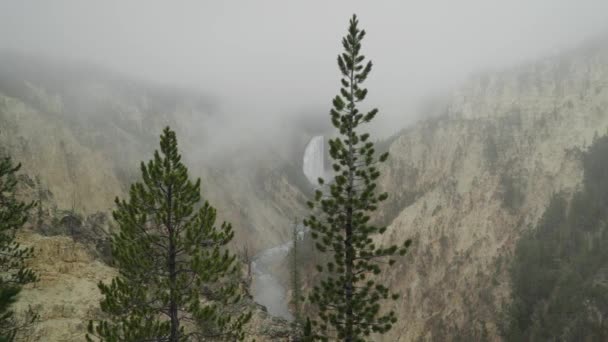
87, 127, 250, 342
0, 156, 38, 342
303, 15, 411, 341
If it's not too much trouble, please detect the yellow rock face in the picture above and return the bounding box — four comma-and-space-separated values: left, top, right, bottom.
13, 231, 116, 341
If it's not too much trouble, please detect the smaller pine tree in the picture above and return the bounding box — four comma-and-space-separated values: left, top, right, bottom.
0, 287, 20, 342
0, 156, 38, 341
291, 218, 302, 339
87, 127, 250, 342
301, 318, 313, 342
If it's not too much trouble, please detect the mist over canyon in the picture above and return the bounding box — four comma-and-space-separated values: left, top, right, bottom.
2, 2, 608, 341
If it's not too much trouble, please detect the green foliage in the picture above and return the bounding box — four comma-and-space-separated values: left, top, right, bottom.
0, 156, 38, 341
0, 287, 19, 342
503, 134, 608, 341
303, 15, 411, 341
87, 127, 250, 342
302, 318, 313, 342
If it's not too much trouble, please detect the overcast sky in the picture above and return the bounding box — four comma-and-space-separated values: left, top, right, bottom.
1, 1, 608, 136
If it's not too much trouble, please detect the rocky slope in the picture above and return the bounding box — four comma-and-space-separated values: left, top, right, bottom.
375, 38, 608, 341
13, 231, 293, 341
12, 232, 116, 341
0, 54, 307, 340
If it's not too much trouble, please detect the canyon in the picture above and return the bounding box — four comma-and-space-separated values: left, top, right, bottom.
2, 36, 608, 340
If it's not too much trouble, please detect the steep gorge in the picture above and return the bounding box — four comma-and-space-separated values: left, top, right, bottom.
3, 37, 608, 341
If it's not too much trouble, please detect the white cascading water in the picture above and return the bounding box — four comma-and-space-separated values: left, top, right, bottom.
303, 135, 325, 185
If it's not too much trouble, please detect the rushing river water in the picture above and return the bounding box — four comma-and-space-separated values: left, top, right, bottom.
251, 241, 294, 320
250, 226, 307, 320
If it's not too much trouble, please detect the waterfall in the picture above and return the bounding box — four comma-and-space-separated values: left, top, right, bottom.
303, 135, 325, 185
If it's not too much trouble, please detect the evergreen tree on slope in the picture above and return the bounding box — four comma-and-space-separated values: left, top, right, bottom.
0, 156, 38, 342
291, 218, 302, 340
87, 127, 250, 342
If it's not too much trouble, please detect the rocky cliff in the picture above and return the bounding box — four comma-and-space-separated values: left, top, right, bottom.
376, 39, 608, 341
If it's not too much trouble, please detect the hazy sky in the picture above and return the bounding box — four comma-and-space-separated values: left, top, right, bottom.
2, 1, 608, 136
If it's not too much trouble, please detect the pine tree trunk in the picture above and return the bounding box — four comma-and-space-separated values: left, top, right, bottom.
167, 186, 180, 342
293, 219, 301, 324
292, 219, 302, 341
344, 67, 356, 342
345, 205, 354, 342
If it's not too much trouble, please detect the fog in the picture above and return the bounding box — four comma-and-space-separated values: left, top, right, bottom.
2, 1, 608, 139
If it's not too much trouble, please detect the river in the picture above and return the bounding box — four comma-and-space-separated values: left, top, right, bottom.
251, 240, 294, 320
